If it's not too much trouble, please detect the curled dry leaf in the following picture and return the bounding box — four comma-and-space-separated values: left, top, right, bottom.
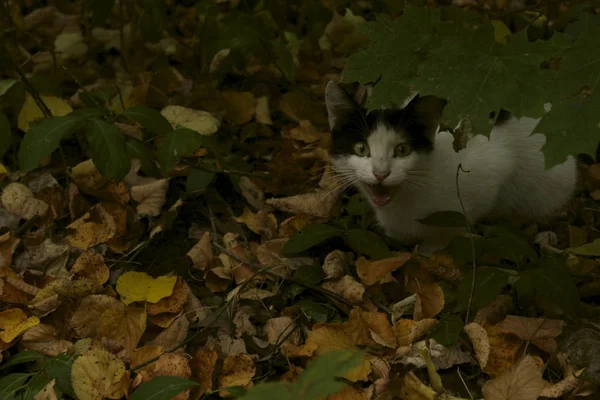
278, 215, 313, 238
0, 308, 40, 343
71, 347, 127, 400
70, 250, 110, 285
539, 375, 581, 398
161, 105, 220, 135
115, 271, 177, 304
239, 176, 265, 210
395, 318, 438, 346
1, 183, 49, 220
70, 160, 130, 204
482, 355, 545, 400
66, 204, 117, 249
413, 283, 445, 320
187, 231, 213, 270
235, 208, 278, 239
321, 275, 365, 304
464, 322, 490, 369
355, 254, 411, 286
0, 233, 20, 269
267, 190, 340, 219
21, 324, 73, 356
131, 179, 169, 217
399, 371, 437, 400
497, 315, 565, 341
147, 278, 189, 315
219, 354, 256, 392
255, 96, 273, 125
322, 250, 347, 280
184, 290, 211, 324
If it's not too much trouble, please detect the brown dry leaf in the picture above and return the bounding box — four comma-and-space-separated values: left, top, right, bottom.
151, 353, 192, 400
68, 182, 91, 219
218, 354, 256, 392
71, 295, 146, 357
233, 308, 257, 337
482, 355, 544, 400
279, 91, 328, 125
0, 267, 36, 304
184, 290, 211, 325
417, 253, 463, 281
539, 375, 581, 398
278, 215, 313, 238
160, 105, 220, 135
235, 208, 278, 239
289, 120, 330, 143
0, 308, 40, 343
147, 278, 189, 315
70, 250, 110, 285
147, 315, 189, 350
1, 183, 49, 220
484, 324, 523, 376
131, 179, 169, 217
14, 238, 69, 274
130, 345, 165, 373
66, 204, 117, 249
497, 315, 565, 341
413, 283, 445, 320
21, 324, 73, 356
18, 93, 73, 132
322, 250, 347, 280
267, 190, 339, 218
464, 322, 490, 369
149, 312, 182, 328
474, 295, 515, 325
28, 173, 66, 218
30, 279, 100, 315
398, 371, 437, 400
71, 347, 127, 400
222, 91, 256, 125
70, 160, 130, 203
255, 96, 273, 125
187, 232, 213, 270
0, 233, 20, 268
264, 316, 300, 350
327, 385, 369, 400
255, 238, 293, 276
205, 266, 232, 292
395, 318, 438, 346
321, 275, 365, 304
221, 246, 255, 285
356, 254, 411, 286
34, 379, 57, 400
238, 176, 265, 210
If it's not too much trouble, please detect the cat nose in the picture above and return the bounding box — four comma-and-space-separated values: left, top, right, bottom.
373, 171, 390, 182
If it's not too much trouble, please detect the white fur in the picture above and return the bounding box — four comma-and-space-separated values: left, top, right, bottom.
332, 116, 577, 254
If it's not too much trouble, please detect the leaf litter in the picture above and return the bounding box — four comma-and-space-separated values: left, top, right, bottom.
0, 1, 599, 400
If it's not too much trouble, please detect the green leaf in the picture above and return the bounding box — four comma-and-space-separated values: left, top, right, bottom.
522, 255, 580, 315
139, 0, 164, 44
455, 267, 511, 312
156, 128, 206, 173
69, 108, 107, 119
430, 314, 463, 346
84, 0, 115, 25
344, 229, 391, 259
186, 168, 216, 193
78, 87, 118, 108
567, 238, 600, 256
43, 354, 76, 398
120, 106, 173, 136
23, 374, 53, 400
271, 38, 296, 83
221, 386, 247, 397
0, 351, 44, 370
19, 116, 87, 171
0, 373, 30, 400
126, 140, 161, 178
479, 227, 538, 262
297, 300, 332, 323
282, 224, 343, 255
130, 376, 199, 400
0, 112, 11, 158
88, 119, 131, 181
293, 264, 326, 285
416, 211, 466, 227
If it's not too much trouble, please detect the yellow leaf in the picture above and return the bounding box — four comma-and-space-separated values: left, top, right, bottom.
17, 93, 73, 132
160, 105, 219, 135
116, 271, 177, 304
235, 208, 278, 239
0, 308, 40, 343
399, 371, 437, 400
492, 20, 511, 44
71, 347, 127, 400
66, 204, 117, 249
219, 354, 256, 391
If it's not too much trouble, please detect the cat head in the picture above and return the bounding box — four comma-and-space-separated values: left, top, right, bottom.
325, 81, 447, 207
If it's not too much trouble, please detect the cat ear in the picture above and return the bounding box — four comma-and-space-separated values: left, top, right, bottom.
325, 81, 361, 131
404, 95, 447, 139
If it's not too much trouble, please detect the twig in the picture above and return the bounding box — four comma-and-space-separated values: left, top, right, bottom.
455, 163, 477, 324
456, 367, 475, 400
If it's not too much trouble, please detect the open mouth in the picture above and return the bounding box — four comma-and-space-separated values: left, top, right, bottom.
367, 184, 393, 206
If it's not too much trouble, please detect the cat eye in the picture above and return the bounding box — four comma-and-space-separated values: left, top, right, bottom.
353, 141, 370, 157
394, 143, 412, 157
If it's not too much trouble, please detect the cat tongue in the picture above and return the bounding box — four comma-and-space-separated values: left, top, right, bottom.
370, 185, 391, 206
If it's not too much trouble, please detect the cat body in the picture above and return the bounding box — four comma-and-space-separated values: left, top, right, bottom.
325, 81, 577, 253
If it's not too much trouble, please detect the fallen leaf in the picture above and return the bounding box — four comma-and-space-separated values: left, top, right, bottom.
464, 322, 490, 369
151, 353, 193, 400
327, 385, 369, 400
70, 250, 110, 285
187, 232, 213, 270
235, 208, 278, 239
70, 159, 130, 203
14, 238, 68, 273
55, 30, 88, 59
264, 316, 300, 348
289, 120, 330, 144
147, 277, 189, 315
0, 308, 40, 343
239, 176, 265, 210
131, 179, 169, 217
484, 324, 523, 376
267, 190, 339, 218
147, 315, 189, 350
71, 347, 127, 400
278, 215, 314, 238
0, 233, 20, 268
1, 183, 49, 220
130, 345, 165, 373
18, 93, 73, 132
474, 295, 515, 325
356, 254, 411, 286
321, 275, 365, 304
222, 91, 256, 125
398, 371, 437, 400
395, 318, 438, 346
34, 378, 57, 400
205, 267, 232, 293
412, 283, 445, 320
482, 355, 544, 400
21, 324, 73, 356
66, 204, 117, 249
116, 271, 177, 304
255, 96, 273, 125
218, 354, 256, 391
497, 315, 565, 341
161, 105, 219, 135
322, 250, 347, 280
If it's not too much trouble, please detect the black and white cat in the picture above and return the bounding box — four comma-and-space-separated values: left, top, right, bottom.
325, 81, 577, 254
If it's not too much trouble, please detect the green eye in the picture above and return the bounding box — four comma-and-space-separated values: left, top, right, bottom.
353, 141, 370, 157
394, 143, 412, 157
